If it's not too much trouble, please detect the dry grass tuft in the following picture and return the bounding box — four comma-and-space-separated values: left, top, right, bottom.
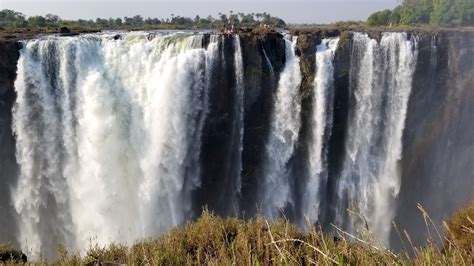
444, 203, 474, 255
2, 204, 474, 265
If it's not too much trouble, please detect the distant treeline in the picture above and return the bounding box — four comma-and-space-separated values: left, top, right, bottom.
0, 9, 286, 30
368, 0, 474, 27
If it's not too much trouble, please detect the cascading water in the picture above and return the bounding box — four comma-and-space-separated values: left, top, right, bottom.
225, 35, 245, 215
12, 32, 220, 257
302, 37, 339, 225
259, 38, 301, 219
335, 32, 417, 246
430, 33, 438, 66
3, 30, 431, 258
262, 46, 275, 80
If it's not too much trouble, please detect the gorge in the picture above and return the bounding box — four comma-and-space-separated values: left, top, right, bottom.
0, 29, 472, 259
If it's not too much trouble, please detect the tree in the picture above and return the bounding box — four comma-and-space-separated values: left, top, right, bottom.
219, 13, 228, 24
45, 14, 60, 25
271, 17, 286, 28
229, 14, 239, 25
261, 12, 271, 24
13, 19, 28, 28
399, 0, 433, 24
28, 16, 47, 27
452, 0, 474, 26
368, 0, 474, 26
368, 9, 393, 26
431, 0, 453, 25
124, 17, 133, 25
0, 9, 25, 22
390, 6, 403, 24
0, 9, 287, 30
240, 14, 255, 26
132, 15, 143, 25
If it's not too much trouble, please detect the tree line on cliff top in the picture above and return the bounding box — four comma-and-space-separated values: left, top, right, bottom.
0, 9, 286, 30
368, 0, 474, 27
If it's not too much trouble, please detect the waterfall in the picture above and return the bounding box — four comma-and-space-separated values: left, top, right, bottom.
5, 30, 427, 257
430, 33, 438, 66
225, 35, 245, 214
259, 39, 301, 219
262, 45, 275, 80
302, 37, 339, 225
12, 32, 220, 257
335, 32, 417, 246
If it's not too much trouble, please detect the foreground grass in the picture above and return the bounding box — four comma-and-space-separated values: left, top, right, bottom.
2, 204, 473, 265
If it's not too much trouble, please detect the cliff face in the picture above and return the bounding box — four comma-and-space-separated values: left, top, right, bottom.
294, 29, 474, 247
395, 31, 474, 247
240, 32, 286, 215
0, 29, 472, 251
197, 33, 286, 217
0, 41, 20, 245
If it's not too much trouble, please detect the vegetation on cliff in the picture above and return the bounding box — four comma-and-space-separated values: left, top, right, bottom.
0, 9, 285, 32
1, 204, 472, 265
368, 0, 474, 27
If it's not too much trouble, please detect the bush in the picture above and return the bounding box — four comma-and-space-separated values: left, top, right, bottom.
3, 205, 474, 264
48, 205, 474, 264
445, 203, 474, 254
0, 244, 27, 263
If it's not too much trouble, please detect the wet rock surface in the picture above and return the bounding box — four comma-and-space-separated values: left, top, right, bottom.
0, 40, 19, 246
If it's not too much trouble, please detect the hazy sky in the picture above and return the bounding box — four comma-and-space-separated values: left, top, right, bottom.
1, 0, 399, 24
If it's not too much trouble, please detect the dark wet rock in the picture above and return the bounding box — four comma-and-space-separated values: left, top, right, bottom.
393, 30, 474, 250
290, 29, 474, 246
60, 32, 80, 37
323, 31, 353, 226
238, 32, 285, 215
295, 33, 319, 99
198, 35, 239, 217
60, 26, 71, 34
0, 40, 20, 245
